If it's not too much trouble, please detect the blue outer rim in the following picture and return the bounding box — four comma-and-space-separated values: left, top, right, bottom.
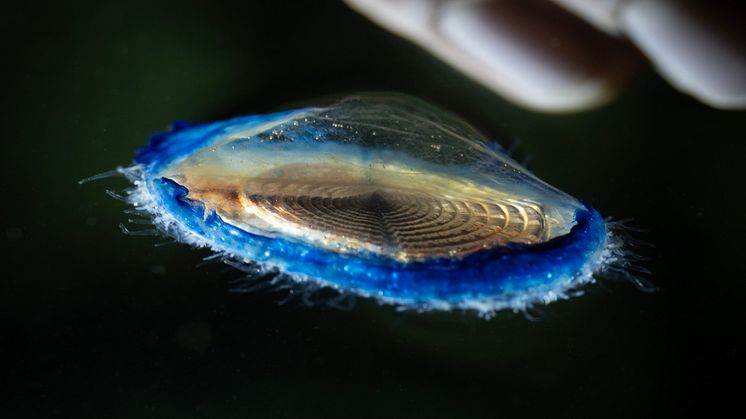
149, 177, 606, 304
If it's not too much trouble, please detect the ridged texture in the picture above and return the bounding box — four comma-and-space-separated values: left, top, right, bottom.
237, 176, 550, 261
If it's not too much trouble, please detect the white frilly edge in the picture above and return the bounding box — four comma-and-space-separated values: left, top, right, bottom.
116, 164, 631, 319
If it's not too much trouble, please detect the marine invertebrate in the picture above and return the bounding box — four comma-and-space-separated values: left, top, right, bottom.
111, 95, 623, 315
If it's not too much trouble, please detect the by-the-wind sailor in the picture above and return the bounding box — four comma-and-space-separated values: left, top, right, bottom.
117, 95, 622, 315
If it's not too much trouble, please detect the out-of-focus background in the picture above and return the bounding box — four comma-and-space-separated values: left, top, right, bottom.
3, 1, 745, 417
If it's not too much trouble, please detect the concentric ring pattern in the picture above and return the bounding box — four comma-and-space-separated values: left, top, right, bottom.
236, 166, 549, 261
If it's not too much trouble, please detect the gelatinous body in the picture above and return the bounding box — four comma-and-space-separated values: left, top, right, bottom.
123, 95, 616, 314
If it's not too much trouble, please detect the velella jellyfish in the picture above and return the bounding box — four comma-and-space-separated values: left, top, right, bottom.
113, 95, 625, 315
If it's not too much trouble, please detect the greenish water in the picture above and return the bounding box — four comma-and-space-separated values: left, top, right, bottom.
3, 1, 745, 417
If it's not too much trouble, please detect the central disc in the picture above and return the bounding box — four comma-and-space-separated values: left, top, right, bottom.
230, 165, 551, 261
241, 184, 544, 260
166, 149, 568, 263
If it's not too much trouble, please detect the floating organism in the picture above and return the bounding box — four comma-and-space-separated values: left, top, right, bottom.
110, 95, 627, 315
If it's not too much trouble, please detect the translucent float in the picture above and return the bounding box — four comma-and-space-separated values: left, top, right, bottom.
117, 95, 623, 315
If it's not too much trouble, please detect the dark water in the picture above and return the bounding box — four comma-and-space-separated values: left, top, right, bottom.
4, 1, 745, 417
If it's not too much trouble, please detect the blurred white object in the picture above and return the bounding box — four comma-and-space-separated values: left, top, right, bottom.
346, 0, 635, 112
621, 0, 746, 109
345, 0, 746, 112
550, 0, 627, 34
